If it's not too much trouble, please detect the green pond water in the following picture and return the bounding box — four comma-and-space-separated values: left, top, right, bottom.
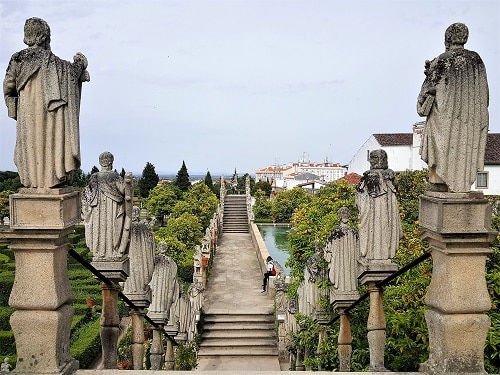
257, 224, 291, 275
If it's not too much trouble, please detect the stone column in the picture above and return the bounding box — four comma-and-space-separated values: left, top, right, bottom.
419, 191, 495, 374
366, 282, 386, 372
150, 326, 165, 370
0, 188, 80, 375
337, 309, 353, 372
100, 281, 121, 369
165, 339, 175, 370
295, 348, 305, 371
130, 309, 146, 370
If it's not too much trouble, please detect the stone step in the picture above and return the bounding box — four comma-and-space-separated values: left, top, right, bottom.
202, 329, 274, 338
204, 322, 275, 330
198, 347, 279, 357
201, 337, 277, 347
204, 313, 273, 323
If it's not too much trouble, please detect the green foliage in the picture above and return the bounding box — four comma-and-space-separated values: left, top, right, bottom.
145, 184, 179, 224
155, 212, 203, 265
253, 189, 272, 220
0, 307, 14, 330
172, 183, 218, 228
173, 161, 191, 192
255, 180, 272, 196
70, 318, 102, 369
485, 245, 500, 372
204, 171, 214, 193
0, 171, 21, 192
0, 190, 12, 218
68, 168, 89, 188
396, 169, 429, 223
287, 179, 356, 283
0, 331, 15, 355
174, 341, 199, 370
138, 161, 159, 198
271, 187, 313, 223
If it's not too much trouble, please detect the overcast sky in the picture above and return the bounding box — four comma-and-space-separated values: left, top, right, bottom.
1, 0, 499, 176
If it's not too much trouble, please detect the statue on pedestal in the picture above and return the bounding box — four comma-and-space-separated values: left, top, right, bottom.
3, 17, 89, 188
82, 152, 132, 260
356, 150, 402, 263
417, 22, 489, 193
324, 207, 360, 299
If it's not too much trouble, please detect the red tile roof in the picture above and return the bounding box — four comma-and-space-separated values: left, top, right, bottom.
373, 133, 413, 146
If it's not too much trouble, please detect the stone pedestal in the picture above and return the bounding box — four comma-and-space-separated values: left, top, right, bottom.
150, 326, 165, 370
358, 262, 396, 372
366, 283, 387, 372
0, 188, 80, 374
165, 323, 179, 370
419, 192, 495, 375
337, 309, 353, 372
99, 282, 121, 369
130, 307, 147, 370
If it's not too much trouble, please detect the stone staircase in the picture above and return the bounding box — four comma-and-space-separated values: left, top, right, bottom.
198, 313, 278, 358
223, 195, 249, 233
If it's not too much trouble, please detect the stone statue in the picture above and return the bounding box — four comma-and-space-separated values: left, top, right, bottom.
82, 152, 132, 260
356, 150, 402, 262
188, 280, 204, 313
417, 23, 489, 193
3, 17, 90, 188
148, 254, 179, 321
324, 207, 360, 297
1, 358, 12, 373
123, 206, 155, 297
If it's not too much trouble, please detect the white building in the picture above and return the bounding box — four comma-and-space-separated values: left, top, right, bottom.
348, 122, 500, 195
255, 161, 347, 184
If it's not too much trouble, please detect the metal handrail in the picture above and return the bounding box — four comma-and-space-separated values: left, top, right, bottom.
329, 251, 432, 322
68, 248, 178, 345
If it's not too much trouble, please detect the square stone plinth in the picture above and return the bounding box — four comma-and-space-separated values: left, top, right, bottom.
91, 257, 130, 282
419, 191, 492, 234
10, 188, 81, 229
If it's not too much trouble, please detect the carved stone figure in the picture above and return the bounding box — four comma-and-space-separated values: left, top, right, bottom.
324, 207, 360, 297
148, 254, 179, 322
82, 152, 132, 260
3, 17, 89, 188
188, 280, 204, 313
1, 358, 12, 373
417, 23, 489, 193
356, 150, 402, 262
123, 206, 155, 298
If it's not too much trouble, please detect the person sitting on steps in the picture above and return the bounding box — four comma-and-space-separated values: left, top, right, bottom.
262, 256, 275, 292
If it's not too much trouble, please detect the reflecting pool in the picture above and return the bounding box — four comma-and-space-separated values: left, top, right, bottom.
257, 224, 291, 275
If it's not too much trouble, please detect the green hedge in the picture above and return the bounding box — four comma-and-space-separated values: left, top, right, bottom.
70, 318, 101, 369
0, 307, 14, 330
0, 277, 14, 305
0, 330, 15, 355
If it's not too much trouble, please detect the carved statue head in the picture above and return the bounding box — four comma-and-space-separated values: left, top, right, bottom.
338, 207, 350, 224
24, 17, 50, 49
369, 149, 388, 170
132, 206, 140, 221
99, 151, 114, 170
445, 22, 468, 48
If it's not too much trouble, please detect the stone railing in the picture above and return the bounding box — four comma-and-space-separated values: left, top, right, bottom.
245, 175, 254, 223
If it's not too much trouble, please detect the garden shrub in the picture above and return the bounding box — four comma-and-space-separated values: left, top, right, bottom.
70, 318, 101, 369
0, 331, 15, 355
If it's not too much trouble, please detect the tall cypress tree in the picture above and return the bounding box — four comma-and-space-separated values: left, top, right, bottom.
204, 170, 214, 192
174, 160, 191, 192
138, 162, 159, 198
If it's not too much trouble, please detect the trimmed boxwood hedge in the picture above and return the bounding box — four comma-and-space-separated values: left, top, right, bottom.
70, 318, 101, 369
0, 307, 13, 330
0, 330, 15, 355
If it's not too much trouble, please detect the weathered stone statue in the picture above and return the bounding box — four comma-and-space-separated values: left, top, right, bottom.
123, 206, 155, 298
188, 280, 204, 314
1, 358, 12, 373
324, 207, 360, 301
3, 17, 89, 188
82, 152, 132, 261
356, 149, 402, 263
417, 22, 489, 193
